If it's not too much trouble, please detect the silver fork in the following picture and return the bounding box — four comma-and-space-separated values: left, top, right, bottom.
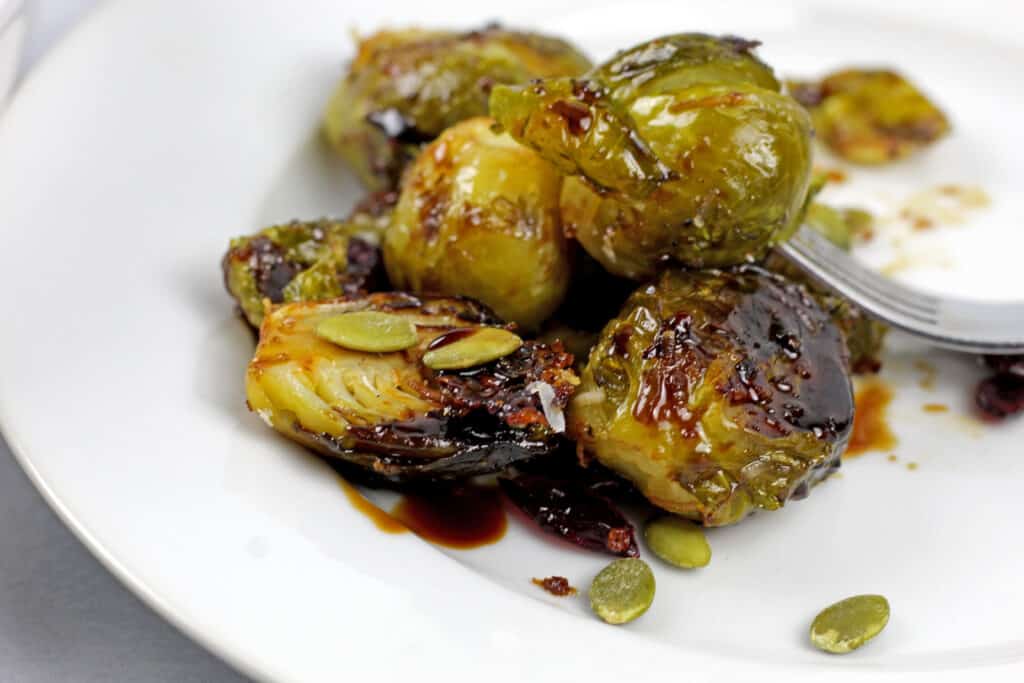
778, 224, 1024, 355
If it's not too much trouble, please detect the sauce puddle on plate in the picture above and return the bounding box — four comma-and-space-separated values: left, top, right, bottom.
846, 380, 897, 457
337, 474, 506, 549
391, 486, 507, 549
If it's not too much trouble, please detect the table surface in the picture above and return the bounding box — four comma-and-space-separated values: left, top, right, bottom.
0, 1, 248, 680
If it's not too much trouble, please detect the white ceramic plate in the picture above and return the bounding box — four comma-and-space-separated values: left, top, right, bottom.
2, 1, 1023, 681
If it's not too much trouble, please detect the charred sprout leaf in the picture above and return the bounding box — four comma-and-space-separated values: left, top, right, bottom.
246, 293, 578, 483
384, 117, 571, 329
568, 267, 854, 526
222, 193, 394, 327
499, 474, 639, 557
323, 26, 591, 190
789, 69, 950, 164
490, 33, 814, 277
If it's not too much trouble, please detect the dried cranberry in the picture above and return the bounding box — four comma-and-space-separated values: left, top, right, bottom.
976, 372, 1024, 420
499, 475, 639, 557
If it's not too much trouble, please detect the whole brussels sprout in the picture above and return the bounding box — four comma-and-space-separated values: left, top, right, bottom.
246, 293, 578, 483
788, 69, 950, 164
490, 33, 814, 278
383, 117, 571, 330
323, 26, 591, 190
222, 192, 394, 327
568, 267, 853, 526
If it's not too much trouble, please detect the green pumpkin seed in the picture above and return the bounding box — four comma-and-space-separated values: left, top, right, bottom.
589, 558, 655, 625
422, 327, 523, 370
810, 594, 890, 654
644, 516, 711, 569
315, 311, 419, 353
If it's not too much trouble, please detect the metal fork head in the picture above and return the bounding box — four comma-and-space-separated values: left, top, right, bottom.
778, 224, 1024, 355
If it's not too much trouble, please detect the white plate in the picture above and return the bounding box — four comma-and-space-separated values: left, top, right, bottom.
2, 1, 1023, 681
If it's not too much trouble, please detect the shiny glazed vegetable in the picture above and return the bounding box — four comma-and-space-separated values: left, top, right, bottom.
323, 26, 591, 190
384, 117, 571, 330
246, 293, 578, 482
789, 69, 950, 163
490, 33, 814, 278
568, 267, 854, 526
764, 204, 886, 373
222, 193, 394, 327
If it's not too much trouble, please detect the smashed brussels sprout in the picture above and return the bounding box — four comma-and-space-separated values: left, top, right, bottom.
568, 267, 853, 526
323, 26, 591, 190
384, 117, 571, 330
222, 193, 394, 327
490, 33, 814, 278
789, 69, 950, 164
246, 293, 578, 483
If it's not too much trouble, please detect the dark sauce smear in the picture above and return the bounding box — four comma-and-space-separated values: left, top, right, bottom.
976, 355, 1024, 420
391, 485, 507, 549
426, 327, 478, 350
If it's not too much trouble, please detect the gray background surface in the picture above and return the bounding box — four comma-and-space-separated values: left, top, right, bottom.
1, 1, 249, 680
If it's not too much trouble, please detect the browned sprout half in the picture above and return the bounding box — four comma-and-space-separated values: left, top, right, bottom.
569, 267, 853, 526
323, 26, 591, 190
789, 69, 950, 163
246, 293, 578, 483
384, 117, 571, 330
222, 192, 394, 327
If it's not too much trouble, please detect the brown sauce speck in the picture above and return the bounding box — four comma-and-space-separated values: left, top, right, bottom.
426, 327, 476, 350
532, 576, 577, 597
913, 360, 937, 391
923, 403, 949, 413
391, 485, 507, 550
845, 380, 897, 457
338, 478, 407, 534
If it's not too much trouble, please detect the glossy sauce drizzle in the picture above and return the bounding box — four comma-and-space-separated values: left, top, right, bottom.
339, 478, 508, 549
845, 380, 897, 457
337, 478, 407, 534
391, 486, 507, 550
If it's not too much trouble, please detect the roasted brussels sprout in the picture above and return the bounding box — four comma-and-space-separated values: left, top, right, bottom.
323, 26, 591, 190
222, 192, 394, 327
383, 117, 571, 330
568, 267, 853, 526
246, 293, 578, 483
765, 204, 886, 373
788, 69, 950, 164
490, 33, 814, 278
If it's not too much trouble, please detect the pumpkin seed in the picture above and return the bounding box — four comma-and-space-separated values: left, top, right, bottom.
644, 516, 711, 568
315, 311, 418, 353
422, 327, 522, 370
810, 594, 890, 654
589, 558, 655, 625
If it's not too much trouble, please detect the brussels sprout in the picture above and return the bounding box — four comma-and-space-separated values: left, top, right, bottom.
765, 205, 886, 373
246, 293, 578, 483
323, 26, 591, 190
490, 33, 814, 278
383, 117, 572, 330
222, 192, 394, 327
789, 69, 950, 164
568, 267, 853, 526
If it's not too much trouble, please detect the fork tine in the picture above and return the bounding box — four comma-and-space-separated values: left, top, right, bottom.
788, 227, 939, 313
779, 225, 1024, 354
781, 231, 938, 323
